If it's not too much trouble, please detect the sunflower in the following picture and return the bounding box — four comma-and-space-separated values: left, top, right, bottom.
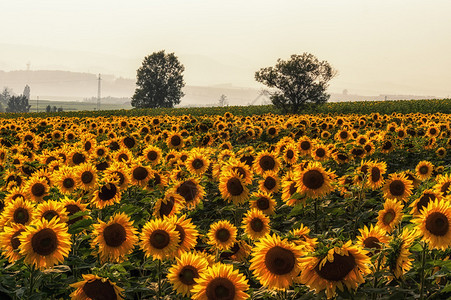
93, 145, 109, 159
289, 224, 317, 252
259, 170, 280, 194
415, 160, 434, 181
92, 212, 138, 263
335, 129, 351, 142
167, 251, 209, 297
33, 168, 53, 187
295, 161, 335, 199
0, 223, 26, 263
242, 209, 270, 240
129, 162, 152, 187
434, 173, 451, 197
175, 178, 205, 210
70, 274, 124, 300
281, 143, 299, 165
254, 151, 280, 175
219, 171, 249, 205
409, 189, 442, 216
61, 197, 88, 226
250, 234, 304, 290
376, 199, 404, 233
4, 186, 27, 205
186, 151, 210, 176
24, 176, 49, 202
74, 163, 98, 191
104, 161, 130, 191
311, 144, 330, 161
382, 173, 413, 202
207, 220, 237, 252
2, 197, 34, 226
299, 240, 371, 299
54, 166, 78, 195
412, 199, 451, 250
68, 149, 88, 166
91, 178, 122, 209
114, 148, 133, 164
139, 218, 180, 260
34, 200, 69, 223
153, 190, 185, 219
436, 147, 447, 158
250, 191, 277, 215
142, 145, 162, 166
385, 228, 417, 278
191, 263, 249, 300
281, 172, 306, 206
167, 132, 184, 149
169, 214, 199, 256
366, 160, 387, 190
222, 159, 254, 185
356, 224, 390, 255
298, 136, 313, 156
333, 151, 351, 164
19, 218, 71, 269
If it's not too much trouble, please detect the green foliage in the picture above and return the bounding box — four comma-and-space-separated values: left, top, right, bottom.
6, 95, 31, 113
255, 53, 337, 114
131, 50, 185, 109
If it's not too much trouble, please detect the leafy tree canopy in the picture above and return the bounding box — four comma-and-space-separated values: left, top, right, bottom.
131, 50, 185, 109
255, 53, 337, 114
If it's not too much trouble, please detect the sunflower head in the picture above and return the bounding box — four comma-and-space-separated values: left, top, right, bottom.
70, 274, 124, 300
207, 220, 237, 251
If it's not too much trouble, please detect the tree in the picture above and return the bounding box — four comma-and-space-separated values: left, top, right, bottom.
255, 53, 336, 114
46, 105, 51, 113
6, 95, 31, 113
131, 50, 185, 108
218, 94, 228, 107
23, 85, 31, 100
0, 87, 12, 110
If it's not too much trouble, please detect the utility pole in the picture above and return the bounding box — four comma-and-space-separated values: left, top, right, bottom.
97, 74, 101, 111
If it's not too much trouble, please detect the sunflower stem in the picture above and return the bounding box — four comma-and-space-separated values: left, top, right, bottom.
372, 252, 384, 300
27, 265, 36, 300
419, 243, 427, 300
314, 198, 318, 233
157, 259, 162, 300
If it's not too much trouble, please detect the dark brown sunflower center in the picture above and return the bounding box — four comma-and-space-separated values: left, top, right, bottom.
263, 177, 276, 191
216, 228, 231, 243
31, 228, 58, 256
192, 158, 204, 170
103, 223, 126, 247
63, 178, 75, 189
177, 181, 198, 202
259, 155, 275, 171
118, 154, 129, 162
175, 224, 185, 245
256, 197, 270, 210
14, 208, 30, 224
178, 265, 199, 285
382, 141, 393, 150
206, 277, 236, 300
149, 229, 171, 249
363, 236, 381, 250
268, 127, 276, 135
371, 167, 381, 182
316, 148, 326, 158
419, 166, 429, 175
11, 229, 25, 250
133, 167, 149, 181
340, 131, 348, 139
425, 212, 449, 236
300, 141, 311, 151
250, 218, 264, 232
123, 137, 135, 148
382, 209, 396, 225
42, 210, 58, 221
147, 151, 158, 161
302, 170, 325, 190
31, 183, 46, 197
65, 204, 82, 225
72, 153, 86, 165
98, 183, 118, 201
159, 198, 175, 217
227, 178, 244, 196
84, 141, 92, 151
264, 246, 296, 275
289, 182, 297, 196
170, 135, 181, 146
81, 171, 94, 184
440, 182, 450, 196
97, 148, 105, 156
82, 279, 117, 300
389, 180, 405, 196
286, 150, 294, 159
315, 252, 356, 281
417, 193, 435, 212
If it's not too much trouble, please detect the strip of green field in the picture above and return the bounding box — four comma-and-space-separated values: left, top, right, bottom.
1, 98, 450, 118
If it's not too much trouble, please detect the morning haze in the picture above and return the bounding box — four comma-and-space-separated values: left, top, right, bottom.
0, 0, 450, 106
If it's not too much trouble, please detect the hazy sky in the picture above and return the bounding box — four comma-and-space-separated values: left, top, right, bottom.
1, 0, 451, 96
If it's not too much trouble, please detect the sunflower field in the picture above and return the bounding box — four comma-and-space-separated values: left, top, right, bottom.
0, 109, 450, 299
